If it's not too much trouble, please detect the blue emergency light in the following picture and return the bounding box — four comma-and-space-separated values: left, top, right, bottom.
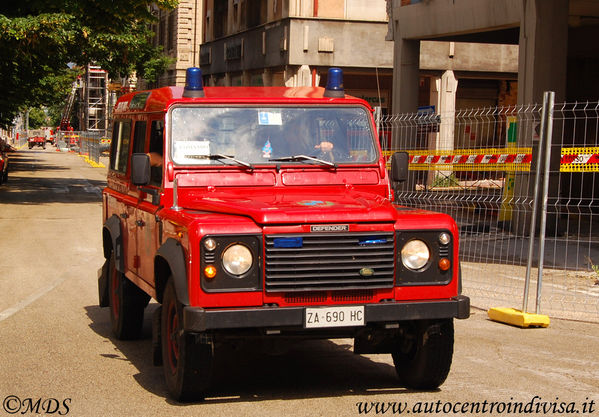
324, 67, 345, 98
183, 67, 205, 98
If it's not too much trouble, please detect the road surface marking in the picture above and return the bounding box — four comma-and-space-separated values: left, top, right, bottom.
0, 276, 66, 323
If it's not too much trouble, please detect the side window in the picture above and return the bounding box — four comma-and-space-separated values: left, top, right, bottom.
109, 120, 132, 173
132, 121, 147, 154
149, 120, 164, 186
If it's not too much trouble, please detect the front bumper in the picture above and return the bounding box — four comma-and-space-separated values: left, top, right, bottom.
183, 295, 470, 332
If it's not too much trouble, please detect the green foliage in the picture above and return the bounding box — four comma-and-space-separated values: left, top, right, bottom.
27, 107, 49, 129
0, 0, 178, 128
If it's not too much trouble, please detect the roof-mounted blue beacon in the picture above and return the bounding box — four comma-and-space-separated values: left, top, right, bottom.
183, 67, 205, 98
324, 67, 345, 98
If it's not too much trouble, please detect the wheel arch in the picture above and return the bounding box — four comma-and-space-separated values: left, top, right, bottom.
155, 238, 190, 306
103, 215, 124, 272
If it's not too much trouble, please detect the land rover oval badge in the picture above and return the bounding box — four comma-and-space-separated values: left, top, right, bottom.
359, 267, 374, 277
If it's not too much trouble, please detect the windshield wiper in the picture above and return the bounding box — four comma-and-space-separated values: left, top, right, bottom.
269, 154, 337, 168
186, 154, 254, 170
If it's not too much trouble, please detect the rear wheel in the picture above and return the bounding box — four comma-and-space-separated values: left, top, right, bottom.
108, 251, 149, 339
161, 278, 213, 402
392, 319, 454, 390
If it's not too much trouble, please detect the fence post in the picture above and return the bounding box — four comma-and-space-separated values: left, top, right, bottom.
522, 97, 547, 313
535, 91, 555, 315
522, 91, 555, 315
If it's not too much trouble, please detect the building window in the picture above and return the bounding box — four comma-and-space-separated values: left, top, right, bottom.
214, 1, 228, 38
159, 16, 166, 48
167, 12, 176, 51
247, 0, 267, 28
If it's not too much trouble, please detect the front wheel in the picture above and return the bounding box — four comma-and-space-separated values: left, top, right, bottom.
108, 251, 149, 339
161, 278, 214, 402
392, 319, 454, 390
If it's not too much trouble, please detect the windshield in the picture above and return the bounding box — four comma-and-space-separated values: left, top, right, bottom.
168, 106, 378, 166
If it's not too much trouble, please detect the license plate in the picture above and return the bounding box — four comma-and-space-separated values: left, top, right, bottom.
305, 306, 365, 328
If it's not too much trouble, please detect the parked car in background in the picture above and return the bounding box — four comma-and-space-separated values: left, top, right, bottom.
0, 137, 11, 184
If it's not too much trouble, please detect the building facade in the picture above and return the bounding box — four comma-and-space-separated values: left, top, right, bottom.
149, 0, 204, 88
199, 0, 394, 113
148, 0, 524, 115
388, 0, 599, 112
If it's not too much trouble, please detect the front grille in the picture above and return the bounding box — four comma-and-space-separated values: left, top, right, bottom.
265, 232, 395, 292
283, 290, 375, 304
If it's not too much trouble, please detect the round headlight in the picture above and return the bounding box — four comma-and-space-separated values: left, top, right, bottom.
222, 244, 253, 276
401, 240, 430, 271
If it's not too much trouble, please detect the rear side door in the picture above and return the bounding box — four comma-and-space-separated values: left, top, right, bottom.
134, 119, 164, 286
106, 119, 138, 274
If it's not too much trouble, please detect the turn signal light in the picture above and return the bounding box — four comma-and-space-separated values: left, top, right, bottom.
204, 265, 217, 279
438, 258, 451, 271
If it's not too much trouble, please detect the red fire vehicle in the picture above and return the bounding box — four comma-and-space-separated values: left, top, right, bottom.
27, 129, 46, 149
98, 67, 469, 401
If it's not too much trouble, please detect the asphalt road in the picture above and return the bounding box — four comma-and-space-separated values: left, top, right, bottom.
0, 148, 598, 417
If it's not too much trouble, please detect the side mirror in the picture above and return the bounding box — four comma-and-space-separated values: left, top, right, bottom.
131, 153, 151, 186
390, 152, 409, 183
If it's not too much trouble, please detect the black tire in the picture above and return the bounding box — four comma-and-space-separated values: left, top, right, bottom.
108, 251, 149, 340
392, 319, 454, 390
161, 278, 213, 402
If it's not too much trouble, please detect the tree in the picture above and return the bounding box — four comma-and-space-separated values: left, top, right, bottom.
28, 107, 49, 129
0, 0, 177, 129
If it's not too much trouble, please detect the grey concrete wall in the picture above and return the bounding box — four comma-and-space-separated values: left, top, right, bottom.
288, 20, 393, 68
200, 18, 393, 76
420, 41, 518, 73
392, 0, 521, 40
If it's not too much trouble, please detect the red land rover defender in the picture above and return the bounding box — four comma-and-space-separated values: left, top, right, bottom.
27, 129, 46, 149
98, 68, 469, 401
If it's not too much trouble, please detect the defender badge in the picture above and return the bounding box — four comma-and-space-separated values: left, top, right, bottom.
310, 224, 349, 232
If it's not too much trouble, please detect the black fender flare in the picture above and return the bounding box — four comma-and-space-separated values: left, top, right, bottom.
155, 238, 190, 306
103, 214, 124, 273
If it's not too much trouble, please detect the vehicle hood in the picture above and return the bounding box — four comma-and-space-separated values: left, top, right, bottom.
181, 188, 397, 224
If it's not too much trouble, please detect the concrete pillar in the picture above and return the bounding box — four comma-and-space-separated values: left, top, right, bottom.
434, 70, 458, 152
515, 0, 568, 236
241, 70, 251, 86
429, 70, 458, 185
392, 37, 420, 114
518, 0, 568, 108
262, 69, 273, 86
284, 65, 312, 87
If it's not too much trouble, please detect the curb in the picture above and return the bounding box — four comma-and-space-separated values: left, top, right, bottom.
84, 156, 106, 168
77, 153, 106, 168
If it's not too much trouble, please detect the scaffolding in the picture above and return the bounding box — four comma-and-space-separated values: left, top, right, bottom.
84, 65, 109, 134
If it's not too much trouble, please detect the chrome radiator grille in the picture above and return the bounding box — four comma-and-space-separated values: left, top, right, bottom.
265, 232, 395, 292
